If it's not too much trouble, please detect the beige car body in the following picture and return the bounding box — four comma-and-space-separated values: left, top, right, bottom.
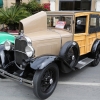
20, 11, 73, 57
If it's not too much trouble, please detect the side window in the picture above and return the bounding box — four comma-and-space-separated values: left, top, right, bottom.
89, 14, 98, 34
75, 16, 87, 33
99, 18, 100, 27
90, 18, 96, 27
98, 17, 100, 32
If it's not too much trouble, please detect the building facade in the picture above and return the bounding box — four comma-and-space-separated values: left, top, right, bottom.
1, 0, 97, 11
3, 0, 28, 8
41, 0, 96, 11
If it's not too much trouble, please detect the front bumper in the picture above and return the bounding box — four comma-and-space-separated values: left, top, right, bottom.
0, 69, 33, 88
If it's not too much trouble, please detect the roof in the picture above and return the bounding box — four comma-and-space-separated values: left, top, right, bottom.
46, 11, 100, 16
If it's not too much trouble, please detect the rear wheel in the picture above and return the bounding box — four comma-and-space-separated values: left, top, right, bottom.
33, 63, 59, 99
91, 45, 100, 66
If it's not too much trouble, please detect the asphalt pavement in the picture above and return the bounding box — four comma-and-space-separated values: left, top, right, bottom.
0, 63, 100, 100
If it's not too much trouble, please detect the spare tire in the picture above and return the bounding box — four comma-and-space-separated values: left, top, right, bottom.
59, 41, 80, 68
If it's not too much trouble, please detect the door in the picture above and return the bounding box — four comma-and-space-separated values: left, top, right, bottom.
86, 14, 98, 53
74, 15, 88, 55
97, 15, 100, 39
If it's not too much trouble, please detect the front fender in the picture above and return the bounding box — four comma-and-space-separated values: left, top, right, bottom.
30, 55, 58, 70
0, 45, 5, 65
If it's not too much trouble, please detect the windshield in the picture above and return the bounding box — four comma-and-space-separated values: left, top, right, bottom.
47, 15, 73, 33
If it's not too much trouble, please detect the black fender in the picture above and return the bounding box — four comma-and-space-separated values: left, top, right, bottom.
30, 55, 59, 70
0, 45, 5, 65
91, 39, 100, 56
30, 55, 74, 73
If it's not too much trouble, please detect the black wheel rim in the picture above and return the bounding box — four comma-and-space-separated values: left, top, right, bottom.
65, 46, 78, 67
40, 68, 57, 93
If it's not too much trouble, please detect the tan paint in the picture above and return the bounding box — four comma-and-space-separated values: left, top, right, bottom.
20, 11, 73, 57
25, 29, 72, 57
20, 11, 47, 34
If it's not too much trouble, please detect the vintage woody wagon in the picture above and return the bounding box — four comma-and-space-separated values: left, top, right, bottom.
0, 11, 100, 99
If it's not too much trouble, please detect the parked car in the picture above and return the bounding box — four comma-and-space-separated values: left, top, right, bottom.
0, 32, 15, 67
0, 11, 100, 99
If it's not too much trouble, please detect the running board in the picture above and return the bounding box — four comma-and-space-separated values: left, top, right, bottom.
75, 58, 94, 69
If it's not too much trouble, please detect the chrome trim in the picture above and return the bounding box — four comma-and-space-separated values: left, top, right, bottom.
14, 50, 26, 54
0, 69, 33, 88
25, 36, 32, 46
25, 45, 35, 57
4, 40, 11, 51
0, 51, 5, 65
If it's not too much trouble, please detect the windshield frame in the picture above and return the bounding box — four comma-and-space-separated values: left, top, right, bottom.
47, 14, 74, 33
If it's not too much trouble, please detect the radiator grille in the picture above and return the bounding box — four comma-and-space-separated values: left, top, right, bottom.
14, 37, 28, 65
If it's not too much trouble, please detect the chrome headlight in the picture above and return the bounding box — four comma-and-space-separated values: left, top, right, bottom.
4, 41, 11, 51
25, 45, 34, 57
25, 36, 32, 45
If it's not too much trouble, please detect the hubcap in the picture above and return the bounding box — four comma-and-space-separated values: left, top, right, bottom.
72, 55, 75, 60
49, 79, 53, 84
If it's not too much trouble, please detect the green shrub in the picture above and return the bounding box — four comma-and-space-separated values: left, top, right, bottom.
0, 5, 30, 30
20, 0, 50, 14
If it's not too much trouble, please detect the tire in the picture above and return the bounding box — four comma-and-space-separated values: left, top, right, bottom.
60, 41, 79, 68
91, 45, 100, 66
33, 63, 59, 99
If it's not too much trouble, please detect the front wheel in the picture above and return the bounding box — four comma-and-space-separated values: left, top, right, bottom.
33, 63, 59, 99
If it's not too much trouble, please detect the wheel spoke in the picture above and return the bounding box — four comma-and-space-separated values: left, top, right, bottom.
65, 47, 78, 66
40, 69, 54, 92
65, 47, 77, 66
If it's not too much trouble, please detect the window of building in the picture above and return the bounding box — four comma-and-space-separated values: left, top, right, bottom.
59, 0, 91, 11
16, 0, 20, 5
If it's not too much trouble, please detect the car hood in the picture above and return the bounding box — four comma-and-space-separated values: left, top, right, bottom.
25, 29, 72, 57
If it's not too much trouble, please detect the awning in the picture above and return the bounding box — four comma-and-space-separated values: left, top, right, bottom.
0, 0, 3, 7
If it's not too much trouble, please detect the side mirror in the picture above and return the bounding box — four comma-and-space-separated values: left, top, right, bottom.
77, 20, 82, 25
